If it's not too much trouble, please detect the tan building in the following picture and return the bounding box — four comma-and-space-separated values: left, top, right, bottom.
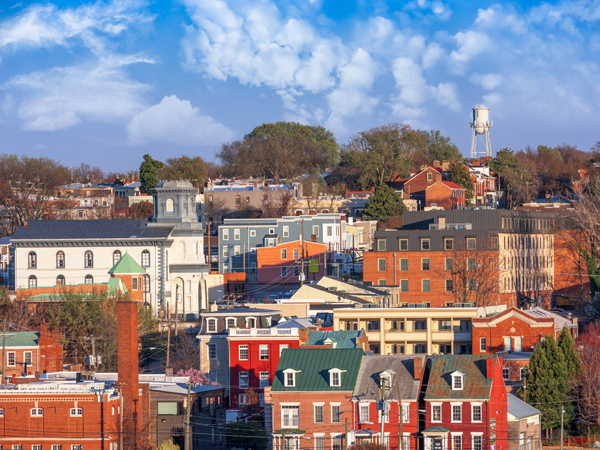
333, 305, 506, 355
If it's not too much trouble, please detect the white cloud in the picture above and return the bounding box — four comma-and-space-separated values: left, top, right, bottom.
450, 31, 491, 64
127, 95, 233, 146
430, 83, 461, 111
22, 111, 82, 131
470, 73, 504, 90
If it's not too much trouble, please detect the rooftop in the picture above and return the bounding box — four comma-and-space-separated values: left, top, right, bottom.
507, 393, 540, 419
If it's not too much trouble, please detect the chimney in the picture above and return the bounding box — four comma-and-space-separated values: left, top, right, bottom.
413, 356, 423, 381
433, 160, 440, 167
486, 356, 501, 379
299, 328, 309, 346
23, 221, 27, 227
117, 301, 140, 427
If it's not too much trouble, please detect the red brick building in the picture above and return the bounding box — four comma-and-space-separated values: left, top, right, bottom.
389, 167, 466, 210
256, 240, 327, 285
424, 355, 508, 450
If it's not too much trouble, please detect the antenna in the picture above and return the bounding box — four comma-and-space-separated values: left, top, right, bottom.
469, 104, 492, 159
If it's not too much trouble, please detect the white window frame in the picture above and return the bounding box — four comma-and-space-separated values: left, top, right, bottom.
402, 403, 410, 423
234, 229, 241, 240
234, 246, 241, 256
259, 345, 269, 360
222, 246, 228, 258
260, 371, 270, 389
280, 344, 289, 355
223, 229, 229, 240
283, 226, 289, 238
31, 408, 43, 417
206, 318, 217, 333
312, 225, 319, 237
226, 317, 236, 329
471, 403, 482, 423
250, 229, 256, 237
23, 351, 33, 365
314, 403, 324, 423
283, 369, 300, 387
239, 371, 249, 389
7, 351, 15, 367
451, 402, 462, 423
208, 343, 217, 360
359, 403, 370, 423
328, 368, 345, 387
503, 367, 510, 381
451, 372, 463, 391
293, 248, 299, 259
70, 408, 83, 417
472, 433, 483, 450
431, 403, 442, 422
331, 403, 341, 423
281, 404, 300, 428
239, 345, 249, 361
281, 249, 287, 259
451, 433, 463, 450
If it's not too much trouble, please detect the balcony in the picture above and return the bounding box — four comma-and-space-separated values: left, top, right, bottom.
228, 328, 299, 336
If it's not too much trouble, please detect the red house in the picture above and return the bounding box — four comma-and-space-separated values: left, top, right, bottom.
256, 240, 327, 285
424, 355, 508, 450
352, 355, 426, 450
389, 167, 466, 210
227, 327, 300, 408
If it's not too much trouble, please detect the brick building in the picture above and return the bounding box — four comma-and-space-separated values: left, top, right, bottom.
390, 167, 466, 210
1, 323, 63, 378
256, 240, 328, 285
507, 394, 541, 450
423, 355, 508, 450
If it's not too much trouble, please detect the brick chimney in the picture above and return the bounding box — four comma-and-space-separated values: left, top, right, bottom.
413, 356, 424, 381
299, 328, 309, 346
117, 301, 139, 429
486, 356, 501, 379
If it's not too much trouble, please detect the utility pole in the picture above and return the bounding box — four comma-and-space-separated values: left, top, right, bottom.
185, 383, 192, 450
207, 222, 211, 272
345, 417, 349, 450
380, 378, 386, 448
560, 408, 565, 450
166, 313, 171, 369
90, 335, 96, 370
175, 285, 179, 338
301, 219, 305, 286
119, 389, 124, 450
282, 431, 286, 450
398, 384, 403, 450
1, 319, 6, 385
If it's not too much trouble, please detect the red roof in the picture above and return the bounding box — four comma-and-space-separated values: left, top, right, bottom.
441, 181, 465, 189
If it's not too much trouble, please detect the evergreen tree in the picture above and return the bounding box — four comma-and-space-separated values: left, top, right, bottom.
139, 154, 164, 194
448, 161, 475, 205
558, 326, 581, 378
363, 184, 406, 221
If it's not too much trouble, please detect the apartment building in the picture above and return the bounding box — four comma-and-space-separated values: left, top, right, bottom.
333, 306, 506, 356
364, 210, 554, 307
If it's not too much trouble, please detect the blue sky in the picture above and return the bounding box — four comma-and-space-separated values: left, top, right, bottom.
1, 0, 599, 172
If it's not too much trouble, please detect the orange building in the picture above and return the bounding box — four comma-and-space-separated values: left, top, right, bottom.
256, 240, 328, 285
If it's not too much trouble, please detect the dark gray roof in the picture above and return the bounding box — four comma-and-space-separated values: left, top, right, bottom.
203, 307, 282, 316
11, 219, 173, 241
302, 284, 372, 304
507, 393, 540, 418
353, 355, 425, 402
318, 276, 388, 296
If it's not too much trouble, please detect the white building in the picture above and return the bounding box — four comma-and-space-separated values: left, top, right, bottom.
11, 180, 211, 318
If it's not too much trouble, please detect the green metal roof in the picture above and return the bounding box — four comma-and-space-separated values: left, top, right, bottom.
272, 348, 364, 392
304, 330, 365, 349
108, 277, 126, 294
423, 427, 450, 433
425, 355, 496, 401
2, 331, 40, 347
108, 252, 145, 274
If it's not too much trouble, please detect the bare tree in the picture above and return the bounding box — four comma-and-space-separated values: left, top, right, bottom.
575, 322, 600, 436
170, 335, 200, 373
263, 192, 293, 218
70, 163, 105, 182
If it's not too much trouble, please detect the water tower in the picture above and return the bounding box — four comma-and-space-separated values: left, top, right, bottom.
469, 104, 492, 159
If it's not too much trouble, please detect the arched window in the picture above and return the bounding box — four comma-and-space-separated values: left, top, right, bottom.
28, 252, 37, 269
84, 250, 93, 268
141, 250, 150, 267
246, 317, 256, 328
56, 275, 65, 286
28, 275, 37, 288
144, 274, 151, 293
113, 250, 121, 266
56, 251, 65, 269
166, 198, 174, 212
85, 275, 94, 284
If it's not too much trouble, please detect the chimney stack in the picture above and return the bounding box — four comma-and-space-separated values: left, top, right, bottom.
117, 301, 140, 432
413, 356, 424, 381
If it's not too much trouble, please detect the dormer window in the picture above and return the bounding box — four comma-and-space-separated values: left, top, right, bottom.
283, 369, 301, 387
324, 338, 337, 349
451, 371, 464, 391
328, 368, 346, 387
206, 318, 217, 333
379, 370, 395, 388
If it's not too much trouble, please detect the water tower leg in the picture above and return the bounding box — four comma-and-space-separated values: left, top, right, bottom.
485, 129, 492, 157
470, 129, 477, 159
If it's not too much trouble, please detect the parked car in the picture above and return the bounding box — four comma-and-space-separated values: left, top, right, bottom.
550, 308, 573, 319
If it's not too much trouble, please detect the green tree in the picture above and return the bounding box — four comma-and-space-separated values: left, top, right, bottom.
363, 184, 406, 221
417, 130, 462, 162
226, 420, 268, 450
158, 439, 180, 450
139, 154, 164, 194
159, 155, 208, 190
340, 123, 427, 190
558, 326, 581, 378
448, 161, 475, 206
247, 121, 339, 168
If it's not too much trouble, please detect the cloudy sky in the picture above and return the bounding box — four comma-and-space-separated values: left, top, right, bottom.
1, 0, 599, 171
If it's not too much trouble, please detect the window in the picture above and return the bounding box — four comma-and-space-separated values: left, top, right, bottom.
222, 246, 228, 258
84, 250, 93, 268
144, 274, 150, 293
28, 251, 37, 269
519, 368, 524, 380
330, 371, 341, 386
367, 321, 380, 331
415, 320, 427, 330
72, 445, 83, 450
312, 225, 319, 237
377, 279, 386, 286
70, 408, 83, 416
269, 228, 275, 235
326, 226, 333, 236
378, 259, 386, 271
239, 345, 249, 360
432, 404, 441, 422
234, 229, 240, 240
209, 370, 217, 382
281, 267, 288, 277
132, 277, 138, 290
480, 338, 486, 352
31, 408, 43, 417
445, 257, 453, 271
452, 374, 463, 390
400, 279, 408, 292
227, 318, 236, 329
24, 351, 32, 365
207, 318, 217, 332
32, 446, 42, 450
468, 278, 476, 292
315, 436, 325, 450
402, 404, 410, 423
452, 404, 461, 422
427, 172, 433, 181
293, 248, 299, 259
56, 274, 65, 286
445, 279, 454, 292
359, 404, 370, 423
332, 436, 342, 450
250, 230, 256, 237
282, 405, 299, 428
283, 226, 289, 238
293, 266, 299, 277
403, 436, 410, 450
235, 195, 241, 207
331, 405, 341, 423
473, 435, 482, 450
234, 246, 240, 256
422, 258, 430, 271
56, 251, 65, 268
13, 446, 23, 450
285, 371, 296, 387
468, 257, 476, 271
378, 240, 386, 251
7, 352, 15, 367
281, 249, 287, 259
400, 258, 408, 271
260, 345, 269, 360
453, 435, 462, 450
527, 436, 532, 450
260, 371, 269, 388
445, 239, 453, 250
239, 372, 249, 389
280, 344, 289, 356
439, 320, 451, 331
421, 239, 430, 250
85, 274, 93, 284
422, 279, 430, 292
166, 197, 174, 212
467, 238, 476, 250
208, 344, 217, 360
503, 367, 510, 380
370, 343, 381, 354
251, 248, 257, 254
113, 250, 121, 266
52, 446, 63, 450
415, 344, 426, 353
472, 404, 482, 422
399, 239, 408, 251
141, 250, 150, 267
315, 404, 324, 423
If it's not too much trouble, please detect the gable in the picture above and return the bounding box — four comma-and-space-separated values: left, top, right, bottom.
425, 355, 495, 400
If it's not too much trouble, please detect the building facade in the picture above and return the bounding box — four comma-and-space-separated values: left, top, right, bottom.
256, 240, 328, 285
